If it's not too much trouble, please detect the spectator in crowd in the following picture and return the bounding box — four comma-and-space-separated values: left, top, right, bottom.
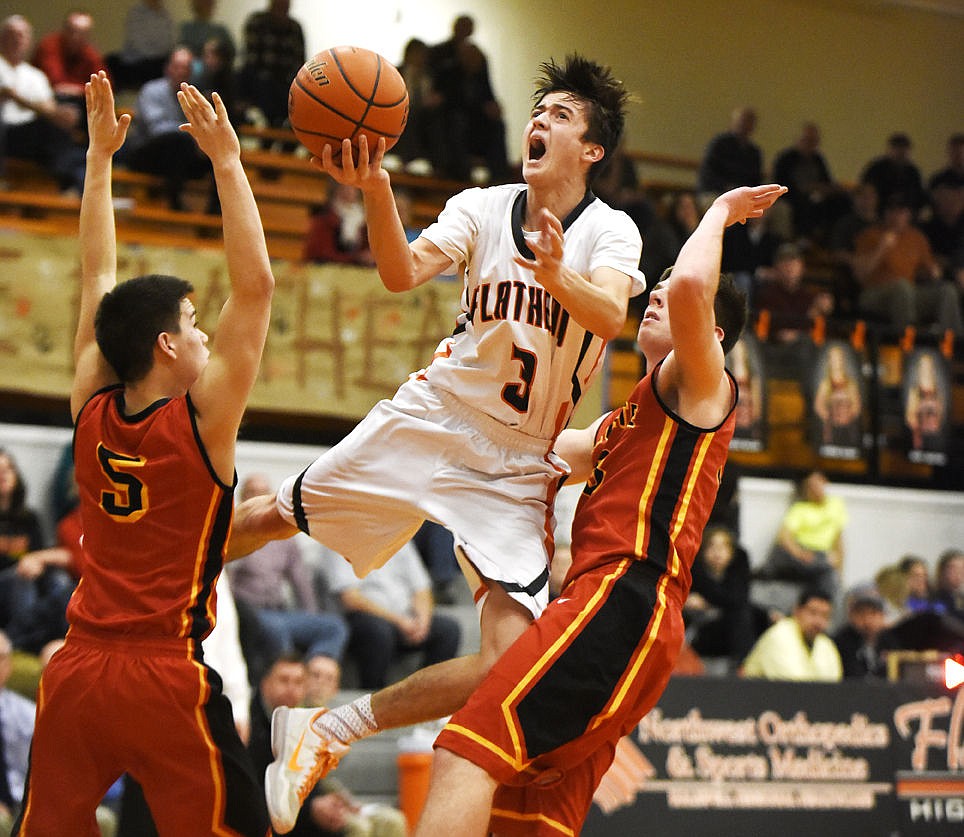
763, 470, 846, 600
697, 106, 763, 197
322, 540, 461, 690
0, 14, 86, 194
428, 15, 509, 182
899, 554, 937, 614
742, 588, 843, 681
929, 132, 964, 193
303, 183, 375, 265
933, 548, 964, 619
249, 654, 407, 837
832, 585, 897, 679
720, 211, 785, 306
0, 629, 35, 836
177, 0, 235, 67
874, 563, 910, 625
860, 132, 926, 216
828, 181, 880, 316
411, 519, 460, 605
391, 187, 423, 243
853, 192, 962, 334
771, 120, 850, 244
391, 37, 443, 175
754, 241, 833, 371
228, 473, 349, 685
32, 9, 107, 124
640, 190, 702, 288
921, 181, 964, 281
120, 45, 217, 212
684, 526, 772, 668
305, 652, 343, 707
238, 0, 305, 133
106, 0, 175, 92
196, 35, 239, 123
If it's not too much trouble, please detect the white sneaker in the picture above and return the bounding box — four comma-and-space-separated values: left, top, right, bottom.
264, 706, 351, 834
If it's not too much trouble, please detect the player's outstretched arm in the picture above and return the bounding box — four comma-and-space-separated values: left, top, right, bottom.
71, 71, 131, 421
178, 84, 274, 472
317, 136, 450, 292
669, 184, 786, 397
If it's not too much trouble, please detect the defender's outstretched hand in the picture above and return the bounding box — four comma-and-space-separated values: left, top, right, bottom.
715, 184, 788, 227
85, 71, 130, 156
177, 84, 240, 165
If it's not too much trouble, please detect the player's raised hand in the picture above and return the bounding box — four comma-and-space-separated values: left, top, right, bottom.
177, 84, 240, 164
315, 134, 389, 191
85, 71, 130, 156
715, 184, 788, 227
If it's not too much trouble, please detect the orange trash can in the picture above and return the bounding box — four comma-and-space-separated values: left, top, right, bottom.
397, 750, 433, 832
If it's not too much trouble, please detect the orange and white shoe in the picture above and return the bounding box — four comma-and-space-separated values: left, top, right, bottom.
264, 706, 351, 834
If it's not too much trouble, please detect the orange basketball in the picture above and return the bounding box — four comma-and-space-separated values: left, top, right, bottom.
288, 46, 409, 162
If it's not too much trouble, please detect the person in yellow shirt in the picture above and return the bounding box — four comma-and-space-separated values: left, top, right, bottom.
763, 470, 846, 599
741, 589, 843, 680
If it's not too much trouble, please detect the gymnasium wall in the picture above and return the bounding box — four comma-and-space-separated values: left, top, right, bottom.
19, 0, 964, 184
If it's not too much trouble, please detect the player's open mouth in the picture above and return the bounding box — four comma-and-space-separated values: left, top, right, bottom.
528, 138, 546, 161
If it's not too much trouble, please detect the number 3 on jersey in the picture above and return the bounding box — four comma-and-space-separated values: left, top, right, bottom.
97, 443, 149, 522
501, 344, 537, 414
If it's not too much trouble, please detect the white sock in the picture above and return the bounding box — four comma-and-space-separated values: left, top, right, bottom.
311, 694, 378, 745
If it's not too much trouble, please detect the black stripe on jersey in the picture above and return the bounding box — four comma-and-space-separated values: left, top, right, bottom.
292, 466, 311, 535
187, 490, 234, 642
646, 427, 700, 572
568, 331, 596, 403
511, 189, 598, 260
497, 566, 550, 598
516, 560, 661, 758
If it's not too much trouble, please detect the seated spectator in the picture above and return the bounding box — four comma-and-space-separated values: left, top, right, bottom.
742, 589, 843, 681
684, 526, 772, 667
697, 105, 763, 197
0, 629, 35, 835
720, 212, 784, 306
874, 563, 910, 625
832, 585, 899, 679
933, 548, 964, 618
195, 35, 239, 123
762, 470, 846, 600
827, 181, 880, 316
322, 540, 461, 690
177, 0, 235, 68
899, 554, 937, 614
305, 652, 342, 707
853, 192, 962, 335
929, 132, 964, 193
238, 0, 305, 133
31, 9, 107, 127
228, 474, 349, 684
754, 241, 833, 373
106, 0, 175, 92
392, 187, 423, 243
0, 14, 86, 194
771, 121, 850, 244
391, 37, 444, 174
120, 45, 217, 212
303, 183, 374, 265
860, 132, 926, 216
639, 190, 701, 291
921, 181, 964, 281
249, 653, 407, 837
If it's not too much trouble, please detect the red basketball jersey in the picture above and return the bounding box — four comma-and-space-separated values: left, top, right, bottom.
68, 386, 233, 641
569, 360, 737, 595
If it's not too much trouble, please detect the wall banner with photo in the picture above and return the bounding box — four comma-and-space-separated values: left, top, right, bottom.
808, 337, 868, 461
728, 333, 767, 453
901, 346, 951, 467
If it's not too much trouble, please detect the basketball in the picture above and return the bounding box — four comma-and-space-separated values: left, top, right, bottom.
288, 46, 409, 162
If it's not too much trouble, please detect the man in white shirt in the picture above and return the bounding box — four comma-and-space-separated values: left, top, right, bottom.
0, 14, 85, 194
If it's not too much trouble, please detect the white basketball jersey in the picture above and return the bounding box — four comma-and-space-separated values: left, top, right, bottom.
418, 184, 645, 440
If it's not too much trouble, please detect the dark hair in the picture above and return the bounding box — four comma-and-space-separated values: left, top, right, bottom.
796, 588, 832, 609
898, 554, 927, 574
94, 274, 193, 384
532, 54, 629, 184
937, 548, 964, 581
715, 273, 747, 355
656, 266, 747, 355
0, 448, 27, 513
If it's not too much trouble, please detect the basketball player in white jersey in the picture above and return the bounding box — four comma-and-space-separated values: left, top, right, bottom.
230, 55, 645, 833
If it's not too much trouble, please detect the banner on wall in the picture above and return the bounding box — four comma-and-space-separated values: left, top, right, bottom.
901, 346, 951, 467
727, 333, 767, 452
582, 677, 963, 837
808, 337, 867, 461
0, 231, 462, 420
